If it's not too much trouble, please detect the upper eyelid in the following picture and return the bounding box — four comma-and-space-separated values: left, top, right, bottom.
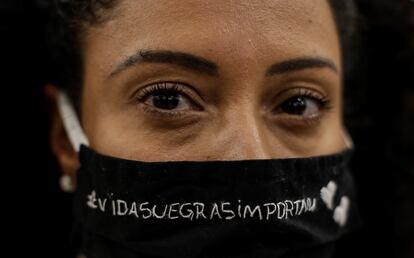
276, 86, 327, 98
270, 87, 328, 106
287, 90, 326, 101
136, 82, 187, 100
135, 82, 205, 102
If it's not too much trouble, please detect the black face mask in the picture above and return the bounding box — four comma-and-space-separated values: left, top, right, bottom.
70, 144, 360, 258
57, 92, 361, 258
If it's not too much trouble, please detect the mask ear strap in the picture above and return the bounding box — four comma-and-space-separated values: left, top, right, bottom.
57, 91, 90, 152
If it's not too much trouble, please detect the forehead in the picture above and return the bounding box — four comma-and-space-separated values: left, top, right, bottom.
83, 0, 340, 75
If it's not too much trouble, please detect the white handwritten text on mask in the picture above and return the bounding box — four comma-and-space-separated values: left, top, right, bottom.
86, 190, 318, 221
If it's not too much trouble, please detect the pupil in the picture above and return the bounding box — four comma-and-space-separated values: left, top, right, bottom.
281, 97, 307, 115
152, 91, 180, 110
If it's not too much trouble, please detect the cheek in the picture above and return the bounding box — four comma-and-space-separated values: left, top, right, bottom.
270, 114, 346, 157
82, 99, 206, 161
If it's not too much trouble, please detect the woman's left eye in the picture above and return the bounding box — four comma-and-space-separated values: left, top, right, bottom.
279, 96, 323, 119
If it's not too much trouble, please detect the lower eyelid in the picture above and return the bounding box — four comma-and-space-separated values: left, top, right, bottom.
141, 104, 203, 120
272, 118, 321, 132
142, 104, 185, 118
269, 108, 330, 129
140, 105, 204, 129
277, 112, 322, 121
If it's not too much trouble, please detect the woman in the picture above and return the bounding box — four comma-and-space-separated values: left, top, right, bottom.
44, 0, 361, 257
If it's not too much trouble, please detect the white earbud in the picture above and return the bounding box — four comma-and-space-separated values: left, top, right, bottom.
59, 175, 75, 193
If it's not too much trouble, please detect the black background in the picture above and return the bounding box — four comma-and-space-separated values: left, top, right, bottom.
4, 1, 414, 257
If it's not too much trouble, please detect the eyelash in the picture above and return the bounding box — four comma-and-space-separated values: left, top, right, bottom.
136, 82, 182, 100
281, 88, 332, 110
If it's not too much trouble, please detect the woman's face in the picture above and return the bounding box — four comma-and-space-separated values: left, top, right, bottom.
72, 0, 345, 162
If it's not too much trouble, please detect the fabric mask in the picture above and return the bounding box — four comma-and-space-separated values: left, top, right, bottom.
57, 92, 361, 258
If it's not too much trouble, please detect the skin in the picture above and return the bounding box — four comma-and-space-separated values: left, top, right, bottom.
47, 0, 348, 188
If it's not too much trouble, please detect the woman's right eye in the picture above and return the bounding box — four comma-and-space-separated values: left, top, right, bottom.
144, 89, 194, 110
137, 83, 202, 115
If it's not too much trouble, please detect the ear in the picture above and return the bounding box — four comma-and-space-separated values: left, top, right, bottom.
45, 84, 80, 190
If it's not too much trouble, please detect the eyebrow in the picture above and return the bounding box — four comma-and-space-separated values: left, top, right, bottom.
108, 49, 338, 79
265, 57, 338, 76
108, 50, 218, 78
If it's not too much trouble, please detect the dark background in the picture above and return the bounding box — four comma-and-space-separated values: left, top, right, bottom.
4, 0, 414, 257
